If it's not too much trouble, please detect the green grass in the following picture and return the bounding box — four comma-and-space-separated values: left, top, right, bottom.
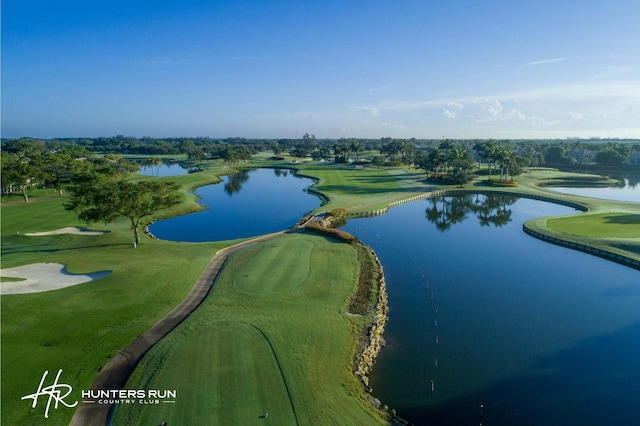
2, 156, 638, 424
262, 161, 433, 213
1, 195, 228, 425
113, 233, 387, 425
547, 213, 640, 238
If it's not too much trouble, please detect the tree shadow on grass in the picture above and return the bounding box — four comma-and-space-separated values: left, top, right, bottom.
608, 242, 640, 256
603, 214, 640, 225
399, 322, 640, 426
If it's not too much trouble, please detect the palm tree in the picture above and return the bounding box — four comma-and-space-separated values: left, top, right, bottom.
496, 147, 512, 182
428, 149, 445, 178
148, 157, 164, 176
481, 140, 499, 181
438, 139, 457, 173
349, 139, 362, 162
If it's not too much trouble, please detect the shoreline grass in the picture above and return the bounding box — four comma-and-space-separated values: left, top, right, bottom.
547, 213, 640, 238
112, 233, 387, 425
1, 156, 638, 424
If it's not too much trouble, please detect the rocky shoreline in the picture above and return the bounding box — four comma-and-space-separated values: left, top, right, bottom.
352, 245, 388, 391
352, 244, 408, 424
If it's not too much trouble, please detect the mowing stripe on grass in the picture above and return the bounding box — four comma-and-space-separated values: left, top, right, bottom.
249, 323, 299, 425
233, 238, 314, 294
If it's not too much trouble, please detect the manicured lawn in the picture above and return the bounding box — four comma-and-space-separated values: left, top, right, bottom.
113, 233, 387, 425
547, 213, 640, 238
275, 161, 433, 213
1, 195, 226, 425
2, 157, 637, 425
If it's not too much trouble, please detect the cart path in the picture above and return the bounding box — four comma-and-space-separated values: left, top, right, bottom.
70, 229, 293, 426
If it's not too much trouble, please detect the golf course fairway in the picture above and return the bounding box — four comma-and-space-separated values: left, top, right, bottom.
113, 232, 387, 425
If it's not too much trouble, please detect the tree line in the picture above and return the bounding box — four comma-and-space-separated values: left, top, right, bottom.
3, 137, 639, 200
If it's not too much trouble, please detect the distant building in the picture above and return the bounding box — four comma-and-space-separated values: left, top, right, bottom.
567, 149, 598, 164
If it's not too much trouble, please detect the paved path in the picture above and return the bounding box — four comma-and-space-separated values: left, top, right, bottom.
70, 230, 292, 426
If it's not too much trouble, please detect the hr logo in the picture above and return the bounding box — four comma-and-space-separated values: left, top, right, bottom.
21, 369, 78, 418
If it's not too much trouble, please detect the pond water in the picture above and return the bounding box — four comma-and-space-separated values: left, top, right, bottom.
149, 168, 321, 241
341, 195, 640, 426
149, 167, 639, 425
136, 162, 193, 177
546, 179, 639, 203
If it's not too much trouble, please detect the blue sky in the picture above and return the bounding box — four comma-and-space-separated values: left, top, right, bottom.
3, 0, 640, 139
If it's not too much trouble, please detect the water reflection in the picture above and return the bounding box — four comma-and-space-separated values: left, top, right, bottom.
150, 168, 320, 241
137, 161, 191, 177
341, 195, 640, 426
224, 170, 250, 195
425, 194, 515, 231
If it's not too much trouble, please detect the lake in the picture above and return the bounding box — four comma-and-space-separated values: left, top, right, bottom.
341, 194, 640, 426
150, 168, 639, 425
546, 179, 639, 203
136, 162, 193, 177
149, 168, 321, 241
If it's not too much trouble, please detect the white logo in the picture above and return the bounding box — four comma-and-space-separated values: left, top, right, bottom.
21, 369, 78, 418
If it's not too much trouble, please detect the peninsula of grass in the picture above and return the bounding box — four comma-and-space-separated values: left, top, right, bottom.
113, 232, 388, 425
547, 213, 640, 238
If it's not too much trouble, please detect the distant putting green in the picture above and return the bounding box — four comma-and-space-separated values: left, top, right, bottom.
255, 161, 432, 213
547, 213, 640, 238
114, 233, 387, 425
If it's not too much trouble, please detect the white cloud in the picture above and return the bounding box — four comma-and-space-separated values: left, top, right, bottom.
526, 57, 568, 65
368, 86, 388, 93
350, 105, 380, 116
443, 102, 463, 119
592, 66, 632, 80
569, 112, 584, 121
443, 108, 457, 119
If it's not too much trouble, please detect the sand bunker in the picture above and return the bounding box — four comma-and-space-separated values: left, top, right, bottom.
24, 227, 107, 236
0, 262, 110, 295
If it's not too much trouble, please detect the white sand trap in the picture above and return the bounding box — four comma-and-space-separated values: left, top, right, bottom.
24, 227, 107, 236
0, 262, 110, 295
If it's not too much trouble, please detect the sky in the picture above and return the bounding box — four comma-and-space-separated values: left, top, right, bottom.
2, 0, 640, 140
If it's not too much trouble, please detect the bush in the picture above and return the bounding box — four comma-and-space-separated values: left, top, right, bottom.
304, 222, 357, 244
487, 179, 518, 187
328, 208, 347, 219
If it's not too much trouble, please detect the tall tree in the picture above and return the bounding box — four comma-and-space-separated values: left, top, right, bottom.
349, 139, 363, 162
65, 177, 180, 244
496, 147, 513, 182
449, 149, 476, 187
439, 139, 457, 173
0, 151, 43, 202
428, 148, 445, 177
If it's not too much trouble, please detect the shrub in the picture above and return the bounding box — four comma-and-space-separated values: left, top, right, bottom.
487, 179, 518, 187
304, 222, 357, 244
328, 208, 347, 219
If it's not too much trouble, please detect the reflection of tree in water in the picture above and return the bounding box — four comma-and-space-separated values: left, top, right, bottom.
224, 170, 250, 195
472, 194, 516, 228
425, 194, 515, 231
273, 168, 289, 177
425, 195, 473, 232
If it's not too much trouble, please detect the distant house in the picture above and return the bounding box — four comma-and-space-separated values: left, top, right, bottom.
627, 151, 640, 166
568, 149, 598, 164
